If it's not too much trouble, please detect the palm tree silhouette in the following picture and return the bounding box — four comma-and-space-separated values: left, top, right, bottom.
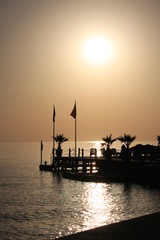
118, 133, 136, 161
102, 134, 117, 150
54, 134, 68, 158
54, 134, 68, 148
118, 133, 136, 149
156, 135, 160, 147
101, 134, 117, 161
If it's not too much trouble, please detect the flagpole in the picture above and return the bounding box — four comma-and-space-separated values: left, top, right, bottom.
75, 116, 77, 158
53, 105, 55, 158
53, 118, 55, 157
70, 101, 77, 158
41, 140, 43, 165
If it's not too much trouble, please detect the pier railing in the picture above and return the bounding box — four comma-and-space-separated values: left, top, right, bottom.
45, 147, 105, 173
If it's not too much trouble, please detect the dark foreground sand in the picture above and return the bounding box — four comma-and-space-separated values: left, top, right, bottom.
57, 212, 160, 240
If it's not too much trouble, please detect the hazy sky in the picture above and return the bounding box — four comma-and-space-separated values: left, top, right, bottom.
0, 0, 160, 142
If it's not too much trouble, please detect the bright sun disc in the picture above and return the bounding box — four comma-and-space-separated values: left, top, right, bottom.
83, 37, 113, 64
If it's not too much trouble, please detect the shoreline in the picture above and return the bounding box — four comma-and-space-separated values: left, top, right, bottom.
57, 212, 160, 239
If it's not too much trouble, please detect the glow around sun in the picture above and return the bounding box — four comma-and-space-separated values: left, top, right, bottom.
83, 37, 113, 64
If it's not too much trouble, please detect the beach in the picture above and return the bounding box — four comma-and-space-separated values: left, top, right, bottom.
57, 212, 160, 240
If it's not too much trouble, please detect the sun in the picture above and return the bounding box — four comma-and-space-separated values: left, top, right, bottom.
83, 37, 113, 64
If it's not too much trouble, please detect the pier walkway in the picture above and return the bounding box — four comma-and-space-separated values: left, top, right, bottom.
57, 212, 160, 240
39, 155, 102, 173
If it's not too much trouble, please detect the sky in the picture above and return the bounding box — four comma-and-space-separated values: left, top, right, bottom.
0, 0, 160, 143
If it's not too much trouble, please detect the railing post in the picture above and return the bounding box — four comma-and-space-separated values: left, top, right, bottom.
78, 148, 80, 157
69, 148, 71, 158
82, 149, 84, 158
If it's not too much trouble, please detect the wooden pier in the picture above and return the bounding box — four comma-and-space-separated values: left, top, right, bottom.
39, 146, 160, 184
39, 147, 106, 173
39, 155, 101, 173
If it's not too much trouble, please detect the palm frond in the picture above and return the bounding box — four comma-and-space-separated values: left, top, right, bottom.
54, 134, 68, 143
118, 133, 136, 148
102, 134, 117, 148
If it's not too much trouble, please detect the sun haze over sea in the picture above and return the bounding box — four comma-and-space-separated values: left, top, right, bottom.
0, 0, 160, 142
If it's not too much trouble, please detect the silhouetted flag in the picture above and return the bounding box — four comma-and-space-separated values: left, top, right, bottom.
70, 102, 76, 119
41, 140, 43, 151
53, 105, 56, 122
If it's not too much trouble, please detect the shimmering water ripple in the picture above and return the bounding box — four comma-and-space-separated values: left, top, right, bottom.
0, 142, 160, 239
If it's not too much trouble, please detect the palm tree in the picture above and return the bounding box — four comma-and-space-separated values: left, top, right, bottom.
102, 134, 117, 150
54, 134, 68, 158
118, 133, 136, 161
118, 133, 136, 149
101, 134, 117, 160
156, 135, 160, 147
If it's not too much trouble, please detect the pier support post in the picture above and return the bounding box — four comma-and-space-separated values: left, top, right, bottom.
90, 160, 92, 173
82, 149, 86, 173
57, 158, 60, 171
82, 149, 84, 158
72, 158, 74, 171
95, 149, 97, 159
83, 160, 86, 173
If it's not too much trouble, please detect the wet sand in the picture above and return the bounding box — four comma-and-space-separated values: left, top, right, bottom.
57, 212, 160, 240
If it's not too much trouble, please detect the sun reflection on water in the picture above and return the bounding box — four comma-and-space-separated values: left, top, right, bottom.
82, 183, 113, 228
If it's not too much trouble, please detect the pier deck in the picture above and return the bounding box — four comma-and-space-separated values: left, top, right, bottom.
39, 156, 160, 184
39, 156, 103, 172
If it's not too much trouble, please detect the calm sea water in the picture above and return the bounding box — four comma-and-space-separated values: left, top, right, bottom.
0, 141, 160, 240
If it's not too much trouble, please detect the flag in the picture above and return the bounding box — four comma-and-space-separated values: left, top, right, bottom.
41, 140, 43, 151
53, 105, 56, 122
70, 102, 76, 119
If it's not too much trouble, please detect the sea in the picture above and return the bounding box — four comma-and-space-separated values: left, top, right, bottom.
1, 141, 160, 240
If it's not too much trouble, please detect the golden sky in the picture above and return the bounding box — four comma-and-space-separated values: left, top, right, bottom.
0, 0, 160, 142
